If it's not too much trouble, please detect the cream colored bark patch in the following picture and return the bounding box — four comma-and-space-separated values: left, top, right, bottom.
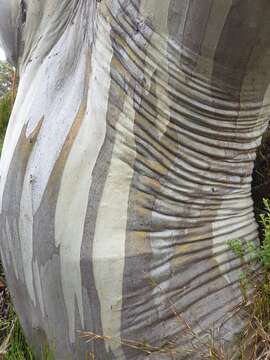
92, 95, 136, 357
55, 16, 113, 343
140, 0, 170, 33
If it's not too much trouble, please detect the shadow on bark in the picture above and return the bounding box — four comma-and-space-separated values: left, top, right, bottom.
252, 126, 270, 241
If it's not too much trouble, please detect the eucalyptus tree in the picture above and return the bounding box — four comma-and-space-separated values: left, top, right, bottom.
0, 0, 270, 359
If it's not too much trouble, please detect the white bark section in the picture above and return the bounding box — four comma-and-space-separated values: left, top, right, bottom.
25, 36, 87, 215
0, 74, 43, 213
92, 92, 136, 356
19, 117, 45, 307
55, 16, 113, 344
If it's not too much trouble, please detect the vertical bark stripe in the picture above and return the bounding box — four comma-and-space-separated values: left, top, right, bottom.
92, 77, 136, 358
55, 13, 113, 343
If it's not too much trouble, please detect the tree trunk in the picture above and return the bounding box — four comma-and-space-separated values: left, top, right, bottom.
0, 0, 270, 358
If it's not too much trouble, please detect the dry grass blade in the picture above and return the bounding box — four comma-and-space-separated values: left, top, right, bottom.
0, 320, 14, 357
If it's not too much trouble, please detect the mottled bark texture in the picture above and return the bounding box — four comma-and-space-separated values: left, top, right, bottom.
0, 0, 270, 359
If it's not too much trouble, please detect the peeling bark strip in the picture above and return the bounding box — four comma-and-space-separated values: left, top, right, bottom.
0, 0, 270, 358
